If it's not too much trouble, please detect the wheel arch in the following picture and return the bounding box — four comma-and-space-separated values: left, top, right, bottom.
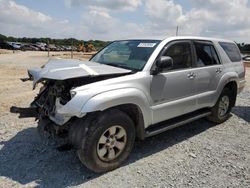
223, 81, 237, 107
107, 104, 146, 140
80, 88, 152, 139
214, 79, 238, 108
215, 71, 239, 107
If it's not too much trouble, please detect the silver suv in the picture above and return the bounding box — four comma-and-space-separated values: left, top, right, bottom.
11, 36, 246, 172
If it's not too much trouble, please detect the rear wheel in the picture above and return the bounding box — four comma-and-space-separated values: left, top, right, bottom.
207, 88, 234, 123
76, 109, 135, 173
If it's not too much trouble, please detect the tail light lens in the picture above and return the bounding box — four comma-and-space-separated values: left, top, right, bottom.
243, 61, 246, 78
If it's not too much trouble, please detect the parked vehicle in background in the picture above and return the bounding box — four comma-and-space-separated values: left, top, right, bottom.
36, 42, 47, 48
243, 55, 250, 61
0, 42, 14, 50
21, 44, 40, 51
72, 46, 78, 51
11, 36, 246, 173
33, 44, 46, 51
7, 42, 22, 50
48, 44, 57, 51
31, 45, 40, 51
64, 46, 72, 51
0, 41, 79, 51
56, 46, 65, 51
20, 44, 34, 51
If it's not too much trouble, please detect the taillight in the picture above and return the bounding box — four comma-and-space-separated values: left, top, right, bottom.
242, 61, 246, 78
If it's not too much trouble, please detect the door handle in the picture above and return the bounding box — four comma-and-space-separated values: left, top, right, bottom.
216, 68, 222, 73
187, 72, 196, 79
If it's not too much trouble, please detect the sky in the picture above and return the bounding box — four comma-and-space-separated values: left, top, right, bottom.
0, 0, 250, 42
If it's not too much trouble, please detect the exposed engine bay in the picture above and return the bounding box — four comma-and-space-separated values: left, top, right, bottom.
11, 74, 127, 124
10, 58, 132, 126
10, 59, 133, 148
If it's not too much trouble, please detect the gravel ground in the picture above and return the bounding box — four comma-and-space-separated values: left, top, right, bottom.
0, 51, 249, 188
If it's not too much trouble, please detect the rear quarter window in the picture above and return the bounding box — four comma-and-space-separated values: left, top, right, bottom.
219, 42, 242, 62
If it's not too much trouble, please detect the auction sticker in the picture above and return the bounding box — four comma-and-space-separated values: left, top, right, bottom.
138, 43, 156, 48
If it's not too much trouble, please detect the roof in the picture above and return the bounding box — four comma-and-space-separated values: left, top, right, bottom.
163, 36, 234, 43
122, 36, 234, 43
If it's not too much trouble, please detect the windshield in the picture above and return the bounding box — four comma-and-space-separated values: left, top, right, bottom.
91, 40, 160, 71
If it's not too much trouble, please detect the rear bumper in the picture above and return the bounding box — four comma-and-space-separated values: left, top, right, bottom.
237, 79, 246, 94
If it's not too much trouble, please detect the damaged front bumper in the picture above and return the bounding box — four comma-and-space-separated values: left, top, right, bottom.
10, 58, 131, 126
10, 101, 82, 126
10, 106, 38, 118
10, 89, 86, 126
10, 104, 73, 125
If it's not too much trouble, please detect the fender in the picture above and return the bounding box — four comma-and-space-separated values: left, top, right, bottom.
212, 71, 238, 104
81, 88, 152, 127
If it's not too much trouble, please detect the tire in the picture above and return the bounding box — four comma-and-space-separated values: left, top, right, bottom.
37, 118, 68, 147
76, 109, 135, 173
207, 88, 234, 123
37, 118, 54, 145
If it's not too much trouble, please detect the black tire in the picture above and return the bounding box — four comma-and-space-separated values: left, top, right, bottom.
207, 88, 234, 123
37, 118, 54, 145
76, 109, 135, 173
37, 118, 68, 147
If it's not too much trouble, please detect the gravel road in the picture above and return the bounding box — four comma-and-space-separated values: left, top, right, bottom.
0, 51, 249, 188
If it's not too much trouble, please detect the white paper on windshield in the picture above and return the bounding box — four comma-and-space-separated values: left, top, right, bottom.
137, 43, 156, 48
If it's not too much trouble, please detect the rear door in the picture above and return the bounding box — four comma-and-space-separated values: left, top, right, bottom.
192, 41, 223, 108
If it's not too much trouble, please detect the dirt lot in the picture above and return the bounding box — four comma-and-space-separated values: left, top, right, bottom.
0, 51, 249, 188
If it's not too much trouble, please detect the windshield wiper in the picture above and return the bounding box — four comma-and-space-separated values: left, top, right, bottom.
102, 62, 139, 72
105, 63, 130, 70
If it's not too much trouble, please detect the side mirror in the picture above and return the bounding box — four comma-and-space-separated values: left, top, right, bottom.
156, 56, 173, 69
151, 56, 173, 75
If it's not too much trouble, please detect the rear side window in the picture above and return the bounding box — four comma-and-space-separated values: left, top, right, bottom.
219, 42, 241, 62
194, 42, 220, 67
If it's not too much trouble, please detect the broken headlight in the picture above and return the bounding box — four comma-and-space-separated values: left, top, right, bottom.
70, 90, 77, 98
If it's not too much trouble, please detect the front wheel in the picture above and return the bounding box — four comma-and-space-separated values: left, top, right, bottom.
77, 109, 135, 173
207, 88, 234, 123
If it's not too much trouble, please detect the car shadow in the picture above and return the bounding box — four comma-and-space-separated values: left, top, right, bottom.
232, 106, 250, 123
0, 118, 215, 187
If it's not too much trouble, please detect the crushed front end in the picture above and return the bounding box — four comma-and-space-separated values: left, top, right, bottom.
11, 78, 77, 124
10, 77, 86, 147
10, 59, 132, 147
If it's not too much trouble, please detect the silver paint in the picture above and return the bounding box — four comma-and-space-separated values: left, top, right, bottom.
28, 36, 246, 127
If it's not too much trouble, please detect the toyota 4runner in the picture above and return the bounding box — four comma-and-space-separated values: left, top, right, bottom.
11, 36, 246, 172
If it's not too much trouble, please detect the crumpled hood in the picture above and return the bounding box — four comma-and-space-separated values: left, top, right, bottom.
28, 59, 131, 88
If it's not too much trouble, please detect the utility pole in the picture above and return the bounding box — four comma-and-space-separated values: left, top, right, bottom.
47, 39, 50, 57
71, 39, 73, 59
176, 26, 179, 36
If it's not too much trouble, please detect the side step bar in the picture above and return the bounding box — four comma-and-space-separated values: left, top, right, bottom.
145, 109, 211, 137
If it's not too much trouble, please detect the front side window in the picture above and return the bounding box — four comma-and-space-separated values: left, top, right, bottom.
194, 42, 220, 67
91, 40, 160, 71
163, 42, 192, 70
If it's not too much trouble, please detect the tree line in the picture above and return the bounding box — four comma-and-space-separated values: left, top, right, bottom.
0, 34, 110, 50
237, 43, 250, 53
1, 33, 250, 52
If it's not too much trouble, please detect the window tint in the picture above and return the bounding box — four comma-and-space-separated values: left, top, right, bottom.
164, 42, 192, 70
219, 42, 241, 62
194, 43, 220, 67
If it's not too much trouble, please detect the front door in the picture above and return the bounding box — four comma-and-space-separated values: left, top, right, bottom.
150, 41, 197, 124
